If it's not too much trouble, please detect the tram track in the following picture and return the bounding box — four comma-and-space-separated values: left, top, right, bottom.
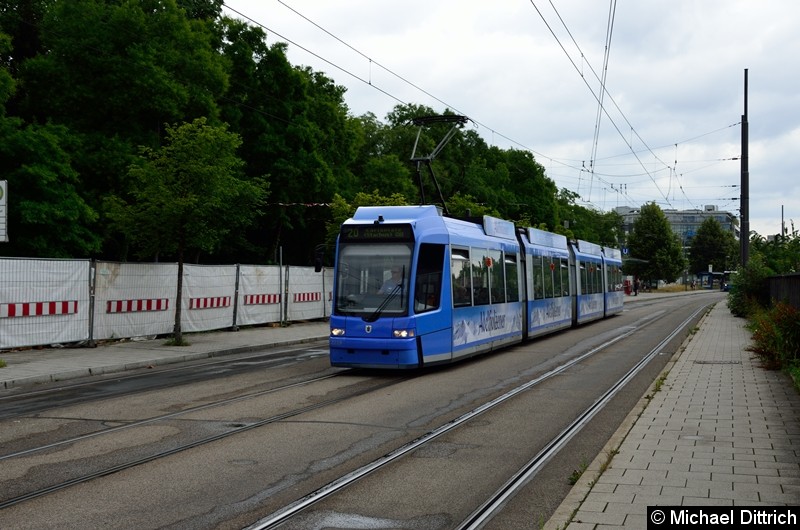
0, 296, 715, 528
244, 300, 713, 529
0, 341, 331, 420
0, 373, 343, 462
456, 304, 709, 529
0, 371, 413, 510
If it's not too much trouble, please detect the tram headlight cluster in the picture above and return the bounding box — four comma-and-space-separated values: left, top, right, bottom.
330, 328, 345, 336
392, 329, 415, 338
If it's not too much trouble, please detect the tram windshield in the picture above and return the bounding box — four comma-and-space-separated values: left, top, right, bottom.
334, 242, 412, 318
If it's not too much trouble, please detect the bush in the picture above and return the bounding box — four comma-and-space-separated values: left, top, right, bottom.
746, 302, 800, 370
728, 254, 772, 317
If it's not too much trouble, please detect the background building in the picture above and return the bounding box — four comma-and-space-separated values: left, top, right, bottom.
615, 204, 740, 251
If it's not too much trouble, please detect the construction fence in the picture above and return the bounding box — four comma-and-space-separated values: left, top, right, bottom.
0, 258, 333, 351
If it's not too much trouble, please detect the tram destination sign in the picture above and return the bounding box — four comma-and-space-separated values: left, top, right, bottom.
340, 223, 413, 242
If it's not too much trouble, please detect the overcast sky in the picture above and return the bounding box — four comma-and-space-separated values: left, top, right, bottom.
222, 1, 799, 239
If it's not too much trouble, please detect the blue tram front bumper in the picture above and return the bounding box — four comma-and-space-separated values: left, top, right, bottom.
329, 335, 419, 369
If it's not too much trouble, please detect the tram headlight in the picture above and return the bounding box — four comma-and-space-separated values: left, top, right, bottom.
330, 328, 345, 336
392, 329, 415, 338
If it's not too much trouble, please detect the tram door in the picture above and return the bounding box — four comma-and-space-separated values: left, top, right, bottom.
413, 243, 451, 362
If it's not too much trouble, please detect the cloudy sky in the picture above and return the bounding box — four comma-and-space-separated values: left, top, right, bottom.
222, 0, 799, 238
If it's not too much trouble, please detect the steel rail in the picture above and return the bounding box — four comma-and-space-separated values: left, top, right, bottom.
0, 375, 411, 510
0, 372, 345, 462
244, 304, 691, 530
456, 303, 709, 529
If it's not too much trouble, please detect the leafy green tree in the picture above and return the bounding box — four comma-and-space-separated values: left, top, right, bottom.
0, 120, 102, 257
216, 17, 358, 263
554, 189, 622, 246
446, 192, 500, 218
750, 229, 800, 275
688, 217, 739, 275
500, 148, 558, 226
728, 253, 773, 317
0, 2, 624, 264
345, 112, 416, 201
383, 103, 455, 205
177, 0, 223, 20
14, 0, 229, 258
360, 155, 417, 200
626, 202, 686, 284
0, 30, 100, 257
0, 0, 47, 80
20, 0, 227, 140
105, 118, 267, 343
323, 192, 409, 259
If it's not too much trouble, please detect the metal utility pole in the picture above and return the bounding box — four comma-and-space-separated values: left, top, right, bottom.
740, 69, 750, 267
782, 205, 785, 238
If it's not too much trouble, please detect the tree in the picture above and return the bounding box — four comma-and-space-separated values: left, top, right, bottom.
552, 188, 622, 246
1, 2, 625, 264
345, 113, 416, 202
0, 30, 100, 257
503, 148, 558, 226
105, 118, 268, 343
216, 17, 358, 263
750, 227, 800, 275
688, 217, 738, 275
728, 253, 772, 317
14, 0, 229, 258
626, 202, 686, 285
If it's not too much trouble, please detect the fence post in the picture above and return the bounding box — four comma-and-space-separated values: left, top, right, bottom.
321, 265, 326, 320
231, 263, 240, 331
88, 259, 97, 347
283, 264, 290, 327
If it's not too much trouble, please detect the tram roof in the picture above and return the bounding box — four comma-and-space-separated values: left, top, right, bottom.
349, 205, 443, 223
348, 205, 518, 246
603, 247, 623, 261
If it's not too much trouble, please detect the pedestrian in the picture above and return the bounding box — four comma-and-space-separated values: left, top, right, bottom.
633, 277, 639, 296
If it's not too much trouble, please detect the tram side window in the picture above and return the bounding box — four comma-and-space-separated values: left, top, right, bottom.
587, 263, 597, 294
543, 256, 555, 298
505, 253, 519, 302
553, 257, 563, 298
489, 249, 504, 304
580, 263, 588, 294
608, 265, 622, 292
472, 249, 490, 306
594, 265, 603, 294
560, 259, 570, 296
532, 255, 544, 300
415, 243, 444, 313
451, 248, 472, 307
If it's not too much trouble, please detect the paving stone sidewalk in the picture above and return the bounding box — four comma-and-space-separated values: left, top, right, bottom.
547, 302, 800, 529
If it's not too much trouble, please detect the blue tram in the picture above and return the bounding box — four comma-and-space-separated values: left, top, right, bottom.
329, 205, 624, 369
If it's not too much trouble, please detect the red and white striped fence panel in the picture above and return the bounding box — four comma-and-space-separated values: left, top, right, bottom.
106, 299, 169, 313
293, 292, 321, 303
189, 296, 231, 310
243, 294, 281, 305
1, 259, 334, 349
0, 301, 79, 318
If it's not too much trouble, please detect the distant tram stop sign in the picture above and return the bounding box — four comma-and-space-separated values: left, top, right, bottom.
0, 180, 7, 242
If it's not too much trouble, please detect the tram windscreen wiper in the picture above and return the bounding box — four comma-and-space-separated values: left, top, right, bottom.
364, 270, 405, 323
